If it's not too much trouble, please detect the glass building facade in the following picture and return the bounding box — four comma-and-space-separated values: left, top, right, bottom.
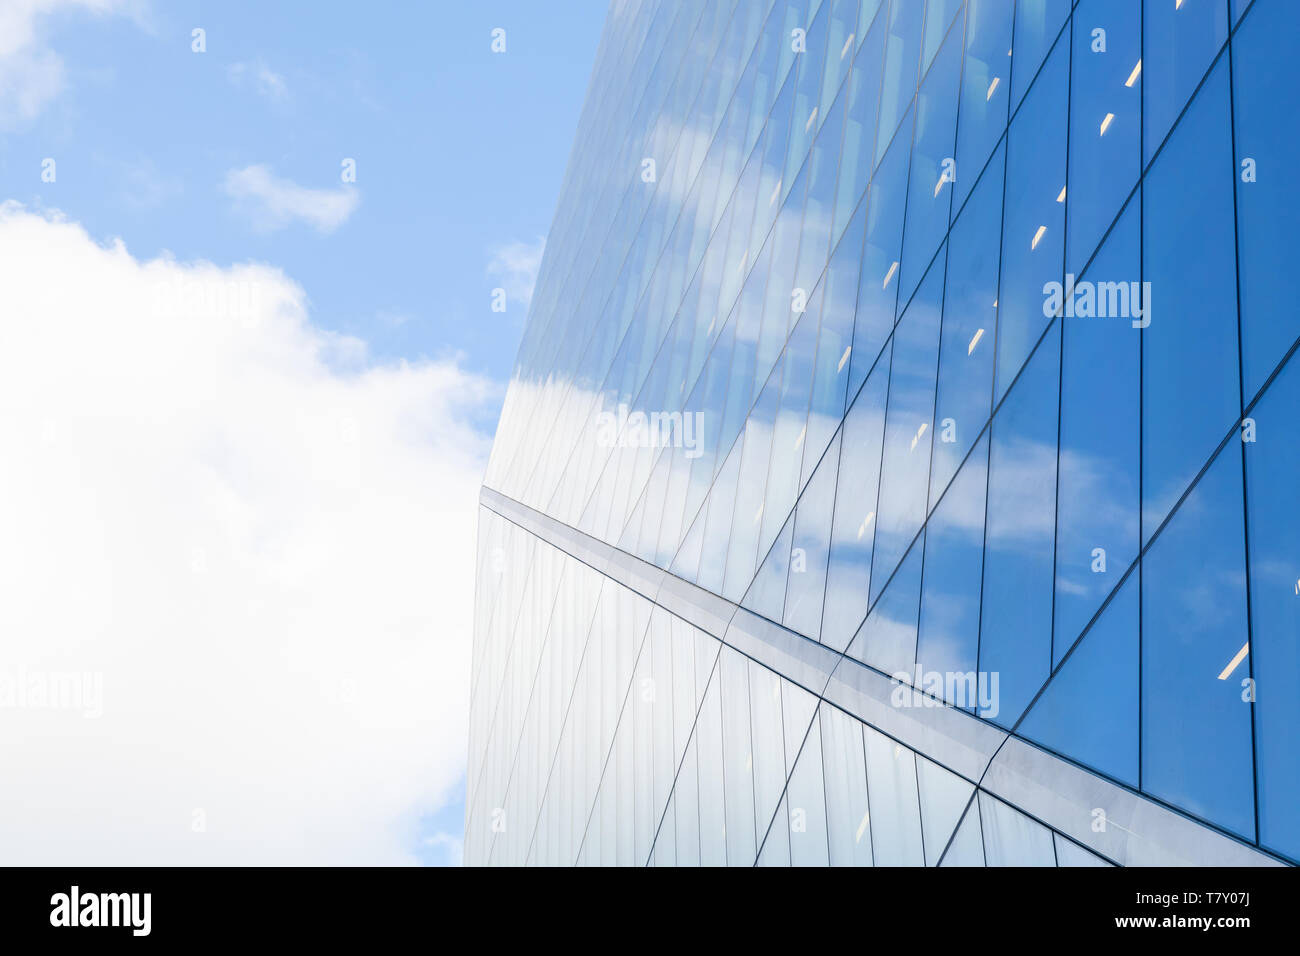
467, 0, 1297, 866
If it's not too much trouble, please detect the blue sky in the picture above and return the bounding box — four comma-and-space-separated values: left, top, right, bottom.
1, 0, 604, 387
0, 0, 606, 867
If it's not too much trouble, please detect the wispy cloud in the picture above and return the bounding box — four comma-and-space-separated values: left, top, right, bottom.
227, 59, 289, 102
0, 0, 141, 128
223, 164, 359, 234
487, 236, 545, 310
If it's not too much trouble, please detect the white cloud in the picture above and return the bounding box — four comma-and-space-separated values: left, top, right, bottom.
487, 236, 545, 310
421, 831, 464, 867
0, 0, 140, 128
0, 203, 498, 864
224, 164, 360, 235
228, 60, 288, 102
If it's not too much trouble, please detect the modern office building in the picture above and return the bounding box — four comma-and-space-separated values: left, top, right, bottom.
466, 0, 1298, 866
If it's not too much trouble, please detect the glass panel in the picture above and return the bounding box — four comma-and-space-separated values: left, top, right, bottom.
916, 757, 976, 866
921, 0, 965, 77
871, 252, 945, 598
696, 435, 743, 595
757, 794, 792, 865
820, 704, 874, 866
978, 791, 1056, 866
849, 105, 914, 400
1141, 61, 1238, 540
1054, 196, 1140, 660
744, 513, 795, 621
696, 667, 728, 866
939, 800, 987, 865
930, 145, 1004, 503
1054, 833, 1111, 867
899, 18, 964, 303
1144, 0, 1228, 165
749, 661, 788, 844
759, 302, 822, 558
1245, 356, 1300, 861
1231, 0, 1300, 401
874, 0, 926, 166
994, 36, 1067, 404
853, 530, 925, 678
1142, 443, 1254, 839
832, 12, 888, 248
916, 433, 989, 709
785, 1, 831, 196
953, 0, 1014, 211
795, 90, 847, 297
821, 355, 891, 650
674, 736, 701, 866
1066, 0, 1141, 274
803, 206, 867, 488
720, 649, 758, 866
787, 716, 831, 865
784, 433, 841, 638
979, 322, 1060, 727
1021, 574, 1140, 787
723, 368, 782, 601
1010, 0, 1070, 112
863, 725, 925, 865
631, 628, 657, 863
782, 678, 820, 773
820, 0, 862, 130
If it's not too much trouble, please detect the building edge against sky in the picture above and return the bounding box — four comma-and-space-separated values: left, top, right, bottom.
466, 0, 1298, 866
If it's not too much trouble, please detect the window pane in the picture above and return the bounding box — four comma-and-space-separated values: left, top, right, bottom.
787, 716, 830, 865
979, 791, 1056, 866
785, 2, 831, 198
719, 649, 758, 865
874, 0, 926, 166
953, 0, 1014, 211
1244, 355, 1300, 861
863, 725, 925, 865
1010, 0, 1070, 112
994, 37, 1067, 404
749, 661, 788, 849
1066, 0, 1141, 273
1054, 195, 1140, 660
848, 103, 914, 400
930, 144, 1004, 503
899, 15, 964, 303
1142, 61, 1238, 540
832, 11, 888, 248
917, 432, 989, 710
820, 0, 862, 130
803, 203, 867, 488
723, 367, 781, 600
1020, 574, 1139, 788
822, 353, 891, 650
784, 433, 840, 638
1142, 444, 1254, 839
821, 704, 873, 866
853, 529, 925, 678
1231, 0, 1300, 401
916, 756, 975, 866
696, 667, 727, 866
871, 251, 945, 599
979, 323, 1060, 727
1144, 0, 1228, 165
